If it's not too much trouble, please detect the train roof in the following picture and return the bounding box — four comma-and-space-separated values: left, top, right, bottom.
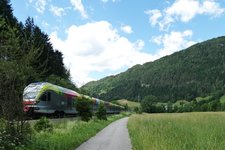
23, 82, 80, 100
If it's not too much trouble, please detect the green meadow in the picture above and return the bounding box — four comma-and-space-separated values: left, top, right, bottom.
20, 114, 125, 150
128, 112, 225, 150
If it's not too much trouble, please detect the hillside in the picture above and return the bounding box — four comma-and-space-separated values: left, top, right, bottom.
81, 36, 225, 102
115, 99, 140, 108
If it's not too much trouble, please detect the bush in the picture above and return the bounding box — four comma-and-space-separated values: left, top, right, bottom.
96, 102, 107, 120
141, 95, 158, 113
134, 107, 142, 114
0, 118, 32, 150
34, 117, 53, 132
76, 97, 93, 121
124, 103, 129, 111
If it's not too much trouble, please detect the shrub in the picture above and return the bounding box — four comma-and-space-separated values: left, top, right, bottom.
34, 117, 53, 132
76, 97, 93, 121
0, 118, 32, 150
124, 103, 129, 111
134, 107, 142, 114
96, 102, 107, 120
141, 95, 158, 113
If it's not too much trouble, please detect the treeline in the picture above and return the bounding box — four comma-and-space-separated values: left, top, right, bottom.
0, 0, 76, 148
140, 92, 225, 113
82, 36, 225, 103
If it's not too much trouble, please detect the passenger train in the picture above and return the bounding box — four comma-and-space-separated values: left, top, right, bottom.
23, 82, 124, 117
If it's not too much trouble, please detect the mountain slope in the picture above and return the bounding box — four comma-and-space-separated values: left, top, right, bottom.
81, 36, 225, 102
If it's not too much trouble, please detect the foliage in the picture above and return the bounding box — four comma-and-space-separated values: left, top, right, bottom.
141, 95, 159, 113
115, 99, 141, 112
0, 4, 34, 148
82, 36, 225, 103
76, 97, 93, 121
21, 114, 125, 150
134, 107, 142, 114
96, 102, 107, 120
46, 74, 79, 92
34, 117, 53, 132
0, 118, 32, 150
128, 112, 225, 150
0, 1, 77, 149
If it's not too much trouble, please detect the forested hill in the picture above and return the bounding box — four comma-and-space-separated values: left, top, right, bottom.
81, 36, 225, 102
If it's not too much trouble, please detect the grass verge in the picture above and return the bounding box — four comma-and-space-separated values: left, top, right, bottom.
128, 112, 225, 150
20, 114, 126, 150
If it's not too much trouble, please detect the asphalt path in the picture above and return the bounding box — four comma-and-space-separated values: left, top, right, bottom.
76, 117, 132, 150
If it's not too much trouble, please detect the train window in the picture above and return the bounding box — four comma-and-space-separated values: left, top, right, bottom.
47, 92, 51, 101
68, 98, 72, 107
40, 93, 47, 101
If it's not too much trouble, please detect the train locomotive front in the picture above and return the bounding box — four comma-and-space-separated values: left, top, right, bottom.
23, 82, 79, 117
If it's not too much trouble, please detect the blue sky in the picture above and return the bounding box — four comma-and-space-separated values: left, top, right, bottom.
11, 0, 225, 86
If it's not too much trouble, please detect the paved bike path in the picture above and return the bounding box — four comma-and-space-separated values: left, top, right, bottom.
76, 117, 132, 150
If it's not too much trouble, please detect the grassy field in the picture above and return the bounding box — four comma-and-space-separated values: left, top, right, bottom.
21, 114, 125, 150
128, 112, 225, 150
116, 99, 140, 108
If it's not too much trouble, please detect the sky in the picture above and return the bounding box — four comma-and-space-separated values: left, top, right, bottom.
11, 0, 225, 87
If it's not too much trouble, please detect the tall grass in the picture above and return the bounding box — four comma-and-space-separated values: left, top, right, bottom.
128, 112, 225, 150
21, 114, 124, 150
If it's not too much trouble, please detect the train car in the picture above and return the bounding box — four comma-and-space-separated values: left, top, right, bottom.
23, 82, 124, 117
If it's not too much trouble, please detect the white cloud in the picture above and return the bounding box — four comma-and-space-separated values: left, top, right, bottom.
50, 21, 154, 86
120, 25, 133, 34
50, 21, 197, 86
146, 0, 225, 31
199, 0, 225, 17
145, 9, 162, 26
70, 0, 88, 19
50, 5, 66, 17
134, 40, 145, 50
152, 30, 196, 57
35, 0, 47, 13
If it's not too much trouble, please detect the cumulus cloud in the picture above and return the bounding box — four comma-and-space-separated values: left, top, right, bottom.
70, 0, 88, 19
145, 9, 162, 26
152, 30, 196, 57
35, 0, 47, 13
49, 5, 66, 17
50, 21, 155, 86
146, 0, 225, 31
120, 25, 133, 34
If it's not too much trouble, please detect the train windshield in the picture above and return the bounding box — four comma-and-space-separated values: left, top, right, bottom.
23, 83, 46, 100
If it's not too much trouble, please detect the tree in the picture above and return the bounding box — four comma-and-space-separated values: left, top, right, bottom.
96, 102, 107, 120
141, 95, 158, 113
0, 1, 77, 148
124, 103, 129, 111
0, 0, 17, 26
0, 17, 34, 148
75, 97, 93, 121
